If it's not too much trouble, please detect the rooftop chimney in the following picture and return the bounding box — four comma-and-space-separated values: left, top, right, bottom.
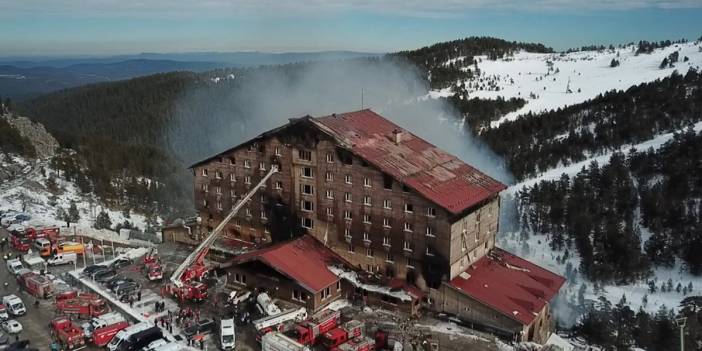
392, 129, 403, 144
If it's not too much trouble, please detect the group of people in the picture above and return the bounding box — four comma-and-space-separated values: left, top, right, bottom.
153, 305, 207, 349
175, 306, 201, 329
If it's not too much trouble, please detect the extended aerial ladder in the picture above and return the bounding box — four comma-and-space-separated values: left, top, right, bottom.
169, 165, 278, 295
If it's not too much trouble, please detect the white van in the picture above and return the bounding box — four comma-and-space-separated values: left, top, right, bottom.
6, 259, 23, 275
107, 321, 152, 351
1, 295, 26, 316
47, 253, 78, 266
81, 311, 126, 338
220, 318, 236, 350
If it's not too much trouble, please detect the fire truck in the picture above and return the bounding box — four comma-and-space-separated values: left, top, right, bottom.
23, 273, 53, 298
55, 293, 110, 318
92, 320, 130, 347
50, 316, 86, 350
25, 226, 59, 240
321, 320, 364, 349
333, 337, 376, 351
144, 261, 163, 281
254, 307, 309, 341
284, 309, 341, 345
168, 166, 278, 302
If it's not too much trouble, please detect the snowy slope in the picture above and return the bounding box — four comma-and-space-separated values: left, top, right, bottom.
0, 154, 155, 240
506, 120, 702, 194
498, 122, 702, 317
429, 41, 702, 128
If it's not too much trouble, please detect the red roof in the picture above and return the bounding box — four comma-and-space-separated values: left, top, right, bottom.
449, 248, 565, 325
312, 110, 506, 215
232, 235, 343, 293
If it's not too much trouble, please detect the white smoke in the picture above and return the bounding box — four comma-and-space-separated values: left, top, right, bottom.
168, 58, 513, 186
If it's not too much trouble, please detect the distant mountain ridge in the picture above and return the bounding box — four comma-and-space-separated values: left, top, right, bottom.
0, 50, 380, 68
0, 51, 380, 100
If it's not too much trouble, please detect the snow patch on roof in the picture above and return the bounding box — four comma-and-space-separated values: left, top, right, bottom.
327, 266, 412, 302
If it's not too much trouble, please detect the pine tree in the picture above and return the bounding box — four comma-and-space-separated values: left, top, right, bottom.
67, 201, 80, 226
94, 210, 112, 230
660, 57, 669, 69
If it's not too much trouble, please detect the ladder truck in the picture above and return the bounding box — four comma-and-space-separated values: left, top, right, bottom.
168, 165, 279, 302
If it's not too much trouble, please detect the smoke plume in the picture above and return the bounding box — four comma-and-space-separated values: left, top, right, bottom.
167, 58, 513, 187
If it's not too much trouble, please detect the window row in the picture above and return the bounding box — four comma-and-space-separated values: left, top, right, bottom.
348, 245, 431, 263
202, 160, 273, 177
322, 190, 436, 216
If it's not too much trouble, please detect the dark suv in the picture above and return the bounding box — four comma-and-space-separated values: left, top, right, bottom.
93, 268, 118, 283
109, 257, 133, 270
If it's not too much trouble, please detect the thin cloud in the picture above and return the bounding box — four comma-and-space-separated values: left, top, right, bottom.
1, 0, 701, 18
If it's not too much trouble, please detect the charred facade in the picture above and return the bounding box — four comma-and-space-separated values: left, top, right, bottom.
190, 110, 563, 344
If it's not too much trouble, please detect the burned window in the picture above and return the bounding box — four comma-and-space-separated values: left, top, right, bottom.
383, 174, 392, 190
302, 217, 314, 229
427, 207, 437, 217
298, 149, 312, 161
338, 149, 353, 165
302, 167, 313, 178
301, 184, 314, 195
301, 200, 314, 212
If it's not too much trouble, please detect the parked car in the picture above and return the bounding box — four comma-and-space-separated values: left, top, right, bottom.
109, 257, 133, 270
114, 282, 141, 299
1, 319, 22, 334
93, 269, 118, 283
13, 214, 30, 222
105, 277, 134, 292
0, 331, 8, 345
81, 264, 106, 277
183, 319, 216, 338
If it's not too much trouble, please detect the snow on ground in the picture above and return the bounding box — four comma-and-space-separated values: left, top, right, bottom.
497, 121, 702, 319
428, 42, 702, 128
328, 266, 412, 302
0, 156, 156, 243
506, 120, 702, 194
498, 226, 702, 316
414, 322, 490, 342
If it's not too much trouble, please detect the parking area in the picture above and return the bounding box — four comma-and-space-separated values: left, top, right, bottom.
1, 227, 101, 350
1, 224, 501, 351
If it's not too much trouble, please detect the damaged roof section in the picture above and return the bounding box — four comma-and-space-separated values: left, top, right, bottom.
191, 109, 506, 215
230, 235, 345, 293
312, 110, 506, 215
449, 248, 566, 325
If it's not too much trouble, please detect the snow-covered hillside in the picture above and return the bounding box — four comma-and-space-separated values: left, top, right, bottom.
0, 153, 154, 241
429, 41, 702, 128
506, 120, 702, 194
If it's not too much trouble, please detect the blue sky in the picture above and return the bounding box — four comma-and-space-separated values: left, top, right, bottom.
0, 0, 701, 56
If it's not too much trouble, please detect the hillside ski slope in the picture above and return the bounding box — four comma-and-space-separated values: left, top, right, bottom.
429, 41, 702, 128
